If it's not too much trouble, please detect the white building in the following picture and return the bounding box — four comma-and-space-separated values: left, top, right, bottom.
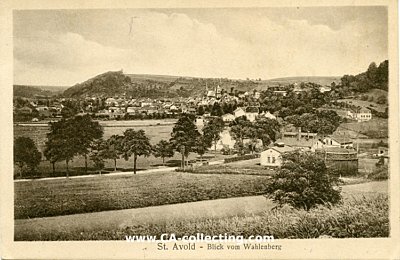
351, 107, 372, 122
245, 107, 259, 122
215, 129, 236, 150
321, 136, 354, 149
319, 86, 332, 93
260, 145, 296, 167
222, 113, 235, 123
105, 98, 117, 106
233, 107, 246, 118
260, 111, 276, 120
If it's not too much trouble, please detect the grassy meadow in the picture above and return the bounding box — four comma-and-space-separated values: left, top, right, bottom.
16, 194, 388, 240
14, 171, 271, 219
185, 158, 276, 176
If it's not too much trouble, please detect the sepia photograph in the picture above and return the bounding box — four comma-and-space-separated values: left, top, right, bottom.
1, 0, 399, 259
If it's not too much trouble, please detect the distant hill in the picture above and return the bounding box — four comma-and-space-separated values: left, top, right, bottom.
263, 76, 341, 86
13, 85, 65, 98
62, 71, 343, 99
126, 74, 181, 83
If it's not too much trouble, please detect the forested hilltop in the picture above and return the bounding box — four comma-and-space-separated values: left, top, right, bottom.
339, 60, 388, 93
60, 60, 388, 99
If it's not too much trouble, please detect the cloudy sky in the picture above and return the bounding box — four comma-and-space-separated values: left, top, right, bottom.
13, 7, 388, 86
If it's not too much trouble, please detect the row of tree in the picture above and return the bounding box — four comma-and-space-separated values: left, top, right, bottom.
229, 116, 281, 154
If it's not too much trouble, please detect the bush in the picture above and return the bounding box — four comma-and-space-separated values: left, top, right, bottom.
368, 165, 388, 180
266, 151, 342, 210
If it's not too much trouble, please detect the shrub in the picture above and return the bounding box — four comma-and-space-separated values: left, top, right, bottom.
368, 165, 388, 180
265, 151, 342, 210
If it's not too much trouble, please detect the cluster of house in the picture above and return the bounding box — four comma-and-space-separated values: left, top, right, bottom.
14, 100, 64, 119
206, 122, 359, 169
95, 97, 198, 118
320, 107, 372, 122
260, 130, 356, 167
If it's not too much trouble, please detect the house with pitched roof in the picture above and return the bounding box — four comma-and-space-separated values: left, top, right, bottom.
260, 144, 296, 167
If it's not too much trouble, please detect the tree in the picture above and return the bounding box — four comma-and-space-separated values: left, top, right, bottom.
265, 151, 342, 210
254, 118, 281, 148
89, 139, 107, 175
195, 135, 211, 161
43, 138, 64, 176
377, 95, 387, 104
210, 102, 224, 116
104, 135, 123, 171
120, 129, 152, 174
46, 119, 78, 177
153, 140, 174, 165
14, 137, 42, 178
203, 117, 224, 154
70, 115, 104, 173
170, 113, 200, 170
229, 116, 252, 155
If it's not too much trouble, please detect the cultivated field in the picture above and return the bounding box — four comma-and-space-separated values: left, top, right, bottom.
14, 171, 271, 219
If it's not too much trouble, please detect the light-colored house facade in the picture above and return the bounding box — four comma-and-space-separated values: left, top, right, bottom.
233, 107, 246, 118
322, 136, 354, 149
352, 108, 372, 122
222, 113, 235, 123
260, 145, 295, 167
215, 129, 236, 151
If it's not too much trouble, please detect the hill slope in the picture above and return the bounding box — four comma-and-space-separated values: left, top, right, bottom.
13, 85, 62, 98
62, 72, 342, 99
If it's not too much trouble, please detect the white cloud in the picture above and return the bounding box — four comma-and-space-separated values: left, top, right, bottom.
14, 10, 388, 86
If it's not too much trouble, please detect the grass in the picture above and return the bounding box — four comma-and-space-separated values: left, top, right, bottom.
184, 160, 276, 176
338, 118, 388, 138
14, 121, 233, 179
14, 171, 271, 219
19, 194, 388, 240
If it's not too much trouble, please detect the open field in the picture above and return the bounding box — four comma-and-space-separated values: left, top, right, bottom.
335, 118, 388, 139
14, 119, 234, 178
337, 98, 387, 113
187, 158, 276, 175
15, 181, 388, 240
14, 171, 271, 219
15, 195, 273, 241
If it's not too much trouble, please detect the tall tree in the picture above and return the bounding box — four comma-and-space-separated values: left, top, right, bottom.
153, 140, 174, 166
210, 102, 224, 116
120, 129, 152, 174
203, 117, 224, 154
170, 113, 200, 170
14, 137, 42, 178
229, 116, 252, 155
70, 115, 104, 173
254, 118, 281, 148
43, 138, 63, 176
195, 134, 211, 161
46, 119, 78, 177
104, 134, 123, 171
89, 139, 107, 175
